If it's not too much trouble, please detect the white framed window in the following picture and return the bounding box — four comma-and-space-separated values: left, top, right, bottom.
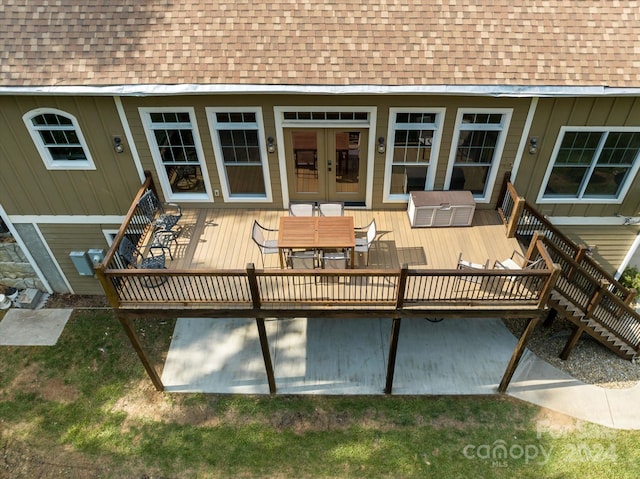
139, 107, 212, 202
383, 108, 445, 201
445, 109, 512, 202
23, 108, 95, 170
206, 107, 272, 202
538, 127, 640, 204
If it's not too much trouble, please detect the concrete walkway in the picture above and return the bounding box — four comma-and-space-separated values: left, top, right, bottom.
0, 308, 72, 345
161, 316, 640, 430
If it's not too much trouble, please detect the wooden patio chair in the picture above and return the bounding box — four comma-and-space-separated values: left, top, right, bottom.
318, 202, 344, 216
138, 189, 182, 230
251, 220, 279, 268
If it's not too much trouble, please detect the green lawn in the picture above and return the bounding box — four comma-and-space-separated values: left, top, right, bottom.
0, 310, 638, 478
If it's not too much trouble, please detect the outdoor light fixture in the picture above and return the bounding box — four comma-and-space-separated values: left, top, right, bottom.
529, 137, 538, 155
113, 136, 124, 154
377, 137, 386, 154
267, 136, 276, 153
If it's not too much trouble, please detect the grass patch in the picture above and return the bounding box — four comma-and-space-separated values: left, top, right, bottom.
0, 309, 639, 478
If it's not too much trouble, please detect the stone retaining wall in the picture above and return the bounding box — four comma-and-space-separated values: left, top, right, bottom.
0, 239, 44, 290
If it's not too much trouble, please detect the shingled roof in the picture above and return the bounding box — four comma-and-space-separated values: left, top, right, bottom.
1, 1, 639, 90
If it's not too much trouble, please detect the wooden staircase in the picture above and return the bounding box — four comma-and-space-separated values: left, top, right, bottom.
547, 290, 638, 360
498, 178, 640, 362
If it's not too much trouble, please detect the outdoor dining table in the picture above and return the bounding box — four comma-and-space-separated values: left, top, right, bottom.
277, 216, 355, 268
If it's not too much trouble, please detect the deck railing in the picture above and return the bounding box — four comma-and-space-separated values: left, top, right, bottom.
499, 178, 634, 303
96, 240, 559, 314
540, 236, 640, 353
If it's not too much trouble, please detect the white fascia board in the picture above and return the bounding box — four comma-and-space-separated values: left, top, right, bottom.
0, 83, 631, 98
8, 215, 126, 224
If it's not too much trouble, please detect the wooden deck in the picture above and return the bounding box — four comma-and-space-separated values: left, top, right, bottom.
162, 207, 523, 271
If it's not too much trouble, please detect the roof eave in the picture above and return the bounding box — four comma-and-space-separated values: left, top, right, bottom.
0, 83, 638, 97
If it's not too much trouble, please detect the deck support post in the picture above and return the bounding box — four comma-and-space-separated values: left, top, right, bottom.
543, 308, 557, 328
498, 316, 540, 393
256, 318, 276, 394
506, 194, 526, 239
385, 317, 402, 394
560, 325, 584, 360
117, 313, 164, 391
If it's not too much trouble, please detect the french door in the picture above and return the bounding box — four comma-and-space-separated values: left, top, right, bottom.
284, 128, 368, 204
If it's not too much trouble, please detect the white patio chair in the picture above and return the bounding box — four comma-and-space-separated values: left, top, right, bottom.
318, 202, 344, 216
289, 202, 315, 216
251, 220, 279, 268
286, 249, 318, 269
494, 250, 544, 270
455, 252, 489, 290
354, 219, 377, 266
321, 250, 349, 269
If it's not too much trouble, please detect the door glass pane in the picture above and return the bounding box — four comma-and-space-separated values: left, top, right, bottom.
292, 131, 318, 193
335, 132, 360, 193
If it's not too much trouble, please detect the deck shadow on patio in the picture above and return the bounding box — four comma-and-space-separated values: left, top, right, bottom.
161, 317, 517, 395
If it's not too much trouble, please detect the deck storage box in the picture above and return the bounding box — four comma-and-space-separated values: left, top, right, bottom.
407, 191, 476, 227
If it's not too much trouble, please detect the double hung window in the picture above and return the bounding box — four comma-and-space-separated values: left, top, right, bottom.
140, 108, 211, 201
385, 109, 444, 199
447, 109, 511, 201
207, 108, 271, 201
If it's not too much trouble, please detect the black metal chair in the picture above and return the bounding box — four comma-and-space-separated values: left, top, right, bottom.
118, 236, 167, 287
138, 189, 182, 231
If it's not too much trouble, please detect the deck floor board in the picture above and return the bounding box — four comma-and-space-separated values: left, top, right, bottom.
160, 208, 522, 271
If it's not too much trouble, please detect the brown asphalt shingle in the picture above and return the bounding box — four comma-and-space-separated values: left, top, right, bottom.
0, 0, 639, 88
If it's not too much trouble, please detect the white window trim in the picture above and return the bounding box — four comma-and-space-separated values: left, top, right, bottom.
139, 107, 213, 203
206, 107, 273, 203
273, 106, 377, 208
445, 108, 513, 203
537, 126, 640, 205
22, 108, 96, 171
383, 107, 446, 203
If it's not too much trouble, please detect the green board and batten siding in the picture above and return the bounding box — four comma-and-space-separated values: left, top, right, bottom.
516, 96, 640, 218
38, 223, 121, 295
0, 95, 141, 215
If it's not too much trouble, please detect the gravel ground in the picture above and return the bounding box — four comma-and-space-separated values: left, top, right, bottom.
503, 317, 640, 390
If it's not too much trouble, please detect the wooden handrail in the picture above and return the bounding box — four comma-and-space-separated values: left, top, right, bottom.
100, 172, 153, 267
500, 179, 632, 299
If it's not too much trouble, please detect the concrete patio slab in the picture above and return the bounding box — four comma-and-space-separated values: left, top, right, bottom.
161, 316, 518, 395
0, 308, 73, 346
162, 317, 272, 393
393, 317, 518, 395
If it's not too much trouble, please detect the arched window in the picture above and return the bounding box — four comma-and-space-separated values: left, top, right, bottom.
23, 108, 95, 170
